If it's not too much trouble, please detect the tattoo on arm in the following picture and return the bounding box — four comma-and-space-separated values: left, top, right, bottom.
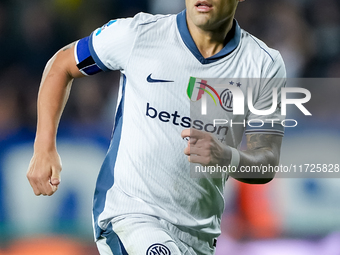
245, 133, 282, 164
231, 134, 283, 183
62, 42, 76, 52
246, 134, 273, 150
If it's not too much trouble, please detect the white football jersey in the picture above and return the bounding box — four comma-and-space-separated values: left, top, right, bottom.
74, 10, 286, 242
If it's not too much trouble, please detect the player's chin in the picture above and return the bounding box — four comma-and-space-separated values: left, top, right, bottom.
193, 12, 211, 21
192, 15, 216, 30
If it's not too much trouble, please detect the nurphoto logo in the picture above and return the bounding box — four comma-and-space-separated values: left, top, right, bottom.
187, 77, 312, 128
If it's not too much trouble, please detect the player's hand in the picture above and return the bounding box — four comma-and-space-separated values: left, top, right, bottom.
27, 148, 62, 196
181, 128, 231, 166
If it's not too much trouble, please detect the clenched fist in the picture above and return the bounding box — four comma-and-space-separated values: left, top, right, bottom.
27, 148, 62, 196
181, 128, 232, 166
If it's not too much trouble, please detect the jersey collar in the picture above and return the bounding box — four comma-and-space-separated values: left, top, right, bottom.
176, 10, 241, 65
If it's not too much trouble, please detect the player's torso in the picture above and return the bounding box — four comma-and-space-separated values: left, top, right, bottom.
119, 14, 266, 164
109, 15, 265, 218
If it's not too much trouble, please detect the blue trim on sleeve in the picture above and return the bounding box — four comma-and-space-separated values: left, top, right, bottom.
93, 74, 127, 240
176, 10, 241, 65
88, 32, 110, 72
245, 123, 284, 136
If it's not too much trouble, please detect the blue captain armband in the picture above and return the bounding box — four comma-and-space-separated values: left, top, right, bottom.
75, 36, 103, 76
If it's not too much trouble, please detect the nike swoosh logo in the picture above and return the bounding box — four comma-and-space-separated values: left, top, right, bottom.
147, 74, 174, 83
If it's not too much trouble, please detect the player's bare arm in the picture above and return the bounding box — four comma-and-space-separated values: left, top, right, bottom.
236, 133, 282, 184
181, 128, 282, 184
27, 42, 85, 196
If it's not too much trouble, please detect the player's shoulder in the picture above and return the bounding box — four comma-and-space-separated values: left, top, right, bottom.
129, 12, 175, 28
240, 29, 286, 77
240, 29, 282, 63
96, 12, 175, 43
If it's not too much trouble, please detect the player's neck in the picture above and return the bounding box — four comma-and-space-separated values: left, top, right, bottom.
187, 18, 233, 59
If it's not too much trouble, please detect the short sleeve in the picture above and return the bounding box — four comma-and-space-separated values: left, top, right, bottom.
74, 16, 139, 75
245, 53, 287, 136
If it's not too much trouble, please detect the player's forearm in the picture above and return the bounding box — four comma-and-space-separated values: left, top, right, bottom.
227, 147, 279, 184
182, 130, 282, 184
34, 53, 74, 150
34, 42, 83, 150
227, 134, 282, 184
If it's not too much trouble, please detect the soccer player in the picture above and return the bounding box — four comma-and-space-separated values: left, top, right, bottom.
27, 0, 286, 254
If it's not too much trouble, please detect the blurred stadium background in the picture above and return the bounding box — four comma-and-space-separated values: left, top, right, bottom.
0, 0, 340, 254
